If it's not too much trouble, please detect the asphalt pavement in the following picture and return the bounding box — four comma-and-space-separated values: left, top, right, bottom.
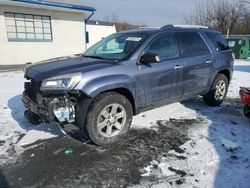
0, 118, 199, 187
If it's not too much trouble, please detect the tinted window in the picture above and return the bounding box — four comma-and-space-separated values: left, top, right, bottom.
206, 32, 229, 51
177, 32, 210, 57
145, 33, 179, 60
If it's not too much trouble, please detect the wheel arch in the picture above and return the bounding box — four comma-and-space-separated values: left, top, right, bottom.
218, 69, 231, 82
99, 88, 136, 115
75, 87, 136, 130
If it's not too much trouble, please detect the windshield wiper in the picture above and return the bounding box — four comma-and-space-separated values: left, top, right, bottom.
83, 55, 105, 59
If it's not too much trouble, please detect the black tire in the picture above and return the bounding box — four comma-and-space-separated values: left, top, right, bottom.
85, 92, 133, 146
244, 105, 250, 118
203, 73, 229, 106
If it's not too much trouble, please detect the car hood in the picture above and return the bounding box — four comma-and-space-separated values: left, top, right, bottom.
25, 55, 118, 81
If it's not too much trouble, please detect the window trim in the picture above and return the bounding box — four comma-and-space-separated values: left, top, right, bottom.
176, 31, 212, 58
139, 32, 182, 62
199, 32, 213, 54
4, 12, 53, 42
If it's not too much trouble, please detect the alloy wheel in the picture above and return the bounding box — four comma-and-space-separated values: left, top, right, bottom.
97, 103, 127, 137
215, 80, 226, 100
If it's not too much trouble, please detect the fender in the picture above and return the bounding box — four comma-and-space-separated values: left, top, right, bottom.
210, 51, 234, 85
77, 74, 136, 98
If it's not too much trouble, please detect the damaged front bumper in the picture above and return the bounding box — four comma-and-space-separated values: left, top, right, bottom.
22, 81, 82, 124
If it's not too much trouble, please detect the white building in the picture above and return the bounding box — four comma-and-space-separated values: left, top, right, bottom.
0, 0, 96, 65
86, 20, 117, 48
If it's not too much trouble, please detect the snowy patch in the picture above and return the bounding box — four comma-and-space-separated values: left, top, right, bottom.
16, 125, 63, 147
228, 59, 250, 98
132, 102, 198, 129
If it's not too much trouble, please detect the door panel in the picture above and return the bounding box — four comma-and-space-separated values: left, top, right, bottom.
182, 55, 212, 98
138, 59, 185, 106
137, 32, 185, 107
176, 32, 213, 99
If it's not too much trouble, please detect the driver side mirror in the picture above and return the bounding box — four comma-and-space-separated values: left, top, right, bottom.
139, 53, 161, 64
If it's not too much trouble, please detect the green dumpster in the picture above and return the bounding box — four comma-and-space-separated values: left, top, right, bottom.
226, 38, 249, 59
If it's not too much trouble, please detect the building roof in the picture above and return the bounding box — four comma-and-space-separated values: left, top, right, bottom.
1, 0, 96, 13
87, 20, 115, 26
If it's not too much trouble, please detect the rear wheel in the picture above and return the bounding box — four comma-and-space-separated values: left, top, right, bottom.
203, 73, 229, 106
85, 92, 133, 146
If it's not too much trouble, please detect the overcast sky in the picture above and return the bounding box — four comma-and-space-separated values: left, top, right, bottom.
84, 0, 207, 26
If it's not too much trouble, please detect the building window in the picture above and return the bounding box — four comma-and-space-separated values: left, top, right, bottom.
4, 12, 53, 42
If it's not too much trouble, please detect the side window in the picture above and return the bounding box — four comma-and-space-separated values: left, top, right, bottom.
145, 33, 180, 60
177, 32, 210, 57
205, 32, 229, 51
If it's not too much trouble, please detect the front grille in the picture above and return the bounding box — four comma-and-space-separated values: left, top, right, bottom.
25, 79, 41, 102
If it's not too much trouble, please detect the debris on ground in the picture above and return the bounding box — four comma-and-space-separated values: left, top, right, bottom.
65, 148, 74, 155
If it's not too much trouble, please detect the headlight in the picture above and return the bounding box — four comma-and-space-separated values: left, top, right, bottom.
41, 72, 82, 91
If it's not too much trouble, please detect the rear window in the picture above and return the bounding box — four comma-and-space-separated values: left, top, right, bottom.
205, 32, 229, 51
177, 32, 210, 57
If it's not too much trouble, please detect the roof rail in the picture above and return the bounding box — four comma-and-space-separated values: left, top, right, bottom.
139, 27, 161, 29
161, 24, 210, 29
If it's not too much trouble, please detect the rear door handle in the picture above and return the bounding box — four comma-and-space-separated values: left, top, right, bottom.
174, 65, 184, 69
206, 60, 212, 64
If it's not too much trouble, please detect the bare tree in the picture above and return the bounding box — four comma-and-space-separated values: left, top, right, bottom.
103, 13, 147, 32
184, 0, 247, 34
104, 13, 119, 23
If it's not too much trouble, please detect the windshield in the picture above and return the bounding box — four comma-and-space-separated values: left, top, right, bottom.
83, 33, 147, 61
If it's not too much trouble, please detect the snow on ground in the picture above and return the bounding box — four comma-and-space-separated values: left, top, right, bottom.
228, 60, 250, 98
0, 59, 250, 187
132, 59, 250, 188
132, 102, 198, 129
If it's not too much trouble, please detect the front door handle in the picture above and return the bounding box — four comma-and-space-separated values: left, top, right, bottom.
206, 60, 212, 64
174, 65, 184, 69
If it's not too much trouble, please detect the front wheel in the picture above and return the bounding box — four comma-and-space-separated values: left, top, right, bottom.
85, 92, 133, 146
203, 73, 229, 106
